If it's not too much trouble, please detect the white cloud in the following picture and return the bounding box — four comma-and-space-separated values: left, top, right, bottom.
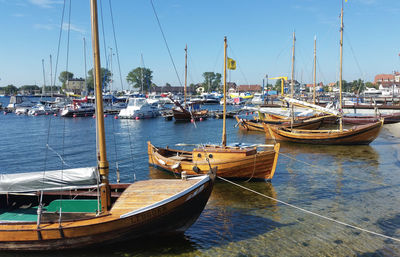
29, 0, 63, 8
62, 23, 86, 35
33, 23, 54, 30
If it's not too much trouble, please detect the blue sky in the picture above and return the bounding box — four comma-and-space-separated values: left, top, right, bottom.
0, 0, 399, 90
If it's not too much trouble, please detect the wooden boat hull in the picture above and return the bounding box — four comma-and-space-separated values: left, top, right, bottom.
264, 120, 383, 145
148, 141, 280, 181
236, 116, 323, 132
324, 112, 400, 125
0, 176, 214, 250
172, 108, 208, 121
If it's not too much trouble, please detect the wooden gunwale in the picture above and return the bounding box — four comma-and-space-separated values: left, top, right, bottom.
264, 120, 383, 144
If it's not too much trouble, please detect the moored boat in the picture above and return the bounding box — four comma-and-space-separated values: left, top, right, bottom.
0, 0, 215, 250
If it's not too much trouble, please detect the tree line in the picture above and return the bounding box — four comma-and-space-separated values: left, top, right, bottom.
58, 67, 223, 94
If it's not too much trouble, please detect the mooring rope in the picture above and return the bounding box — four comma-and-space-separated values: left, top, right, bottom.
217, 176, 400, 243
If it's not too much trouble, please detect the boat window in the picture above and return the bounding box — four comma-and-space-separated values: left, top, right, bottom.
208, 154, 213, 159
197, 153, 202, 158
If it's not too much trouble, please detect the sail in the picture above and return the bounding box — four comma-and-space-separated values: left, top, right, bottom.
0, 167, 99, 193
283, 97, 340, 116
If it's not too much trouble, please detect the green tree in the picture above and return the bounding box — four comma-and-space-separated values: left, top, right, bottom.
2, 85, 18, 95
126, 67, 153, 93
202, 72, 222, 92
58, 71, 74, 89
87, 68, 112, 92
365, 81, 377, 90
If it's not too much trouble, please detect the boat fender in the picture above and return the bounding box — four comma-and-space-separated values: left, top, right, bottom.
158, 159, 166, 165
193, 166, 200, 173
171, 162, 181, 169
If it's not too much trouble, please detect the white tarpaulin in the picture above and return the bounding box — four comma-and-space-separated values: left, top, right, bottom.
0, 167, 99, 193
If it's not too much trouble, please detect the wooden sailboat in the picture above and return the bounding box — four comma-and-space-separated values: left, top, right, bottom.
171, 45, 208, 121
263, 3, 383, 145
235, 114, 325, 132
0, 0, 215, 250
148, 37, 280, 181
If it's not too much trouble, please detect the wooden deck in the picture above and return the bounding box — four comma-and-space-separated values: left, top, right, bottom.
111, 179, 199, 215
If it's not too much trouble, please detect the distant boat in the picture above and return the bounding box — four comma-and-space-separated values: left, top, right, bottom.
236, 115, 325, 132
171, 45, 208, 121
60, 97, 95, 117
118, 97, 159, 119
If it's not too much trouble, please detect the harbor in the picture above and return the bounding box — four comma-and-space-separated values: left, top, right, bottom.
1, 0, 400, 255
0, 95, 399, 256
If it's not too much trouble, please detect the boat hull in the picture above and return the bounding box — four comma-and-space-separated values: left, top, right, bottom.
172, 109, 208, 121
236, 116, 323, 132
0, 177, 214, 251
264, 120, 383, 145
148, 142, 280, 181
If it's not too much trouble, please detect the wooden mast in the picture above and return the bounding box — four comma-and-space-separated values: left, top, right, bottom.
313, 36, 317, 104
184, 45, 187, 107
222, 36, 227, 147
291, 31, 296, 97
290, 31, 296, 125
339, 1, 344, 131
90, 0, 110, 212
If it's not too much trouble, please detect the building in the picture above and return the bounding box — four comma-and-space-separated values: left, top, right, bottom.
237, 84, 261, 93
66, 78, 85, 95
374, 72, 400, 96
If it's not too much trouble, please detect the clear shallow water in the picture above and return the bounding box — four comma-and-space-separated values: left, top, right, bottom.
0, 97, 399, 256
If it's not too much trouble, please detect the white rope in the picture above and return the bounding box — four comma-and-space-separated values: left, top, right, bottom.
46, 144, 70, 167
217, 176, 400, 243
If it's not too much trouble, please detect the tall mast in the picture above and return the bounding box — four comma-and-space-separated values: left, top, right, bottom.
83, 37, 88, 96
313, 36, 317, 104
184, 45, 187, 107
339, 1, 344, 131
49, 54, 53, 97
90, 0, 110, 212
222, 36, 227, 147
291, 31, 296, 97
42, 59, 46, 97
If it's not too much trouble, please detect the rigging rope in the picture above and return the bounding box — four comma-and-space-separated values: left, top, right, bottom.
150, 0, 183, 87
217, 176, 400, 243
108, 0, 125, 91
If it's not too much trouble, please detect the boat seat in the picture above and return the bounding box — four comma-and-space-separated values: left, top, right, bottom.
45, 199, 99, 213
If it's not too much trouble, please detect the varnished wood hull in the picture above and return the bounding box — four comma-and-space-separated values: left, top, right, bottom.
264, 120, 383, 145
148, 141, 280, 181
172, 109, 208, 121
0, 176, 214, 250
236, 116, 323, 132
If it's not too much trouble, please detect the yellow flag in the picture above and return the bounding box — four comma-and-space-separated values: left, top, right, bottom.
227, 57, 236, 70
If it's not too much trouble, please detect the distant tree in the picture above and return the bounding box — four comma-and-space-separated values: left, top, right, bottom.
3, 84, 18, 95
87, 68, 112, 92
202, 72, 221, 92
20, 85, 40, 94
126, 67, 153, 93
58, 71, 74, 89
365, 81, 377, 89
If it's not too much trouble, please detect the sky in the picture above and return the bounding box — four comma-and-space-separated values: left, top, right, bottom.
0, 0, 399, 90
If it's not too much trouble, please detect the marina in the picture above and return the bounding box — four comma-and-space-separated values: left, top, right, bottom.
0, 0, 399, 255
0, 95, 399, 256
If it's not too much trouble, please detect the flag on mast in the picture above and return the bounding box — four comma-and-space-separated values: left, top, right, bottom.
227, 57, 236, 70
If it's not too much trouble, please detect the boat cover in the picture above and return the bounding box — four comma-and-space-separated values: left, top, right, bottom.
0, 167, 99, 193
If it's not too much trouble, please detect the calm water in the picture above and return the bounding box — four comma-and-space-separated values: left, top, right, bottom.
0, 96, 399, 256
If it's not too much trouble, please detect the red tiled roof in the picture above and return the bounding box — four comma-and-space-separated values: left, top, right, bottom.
237, 84, 261, 91
374, 74, 394, 84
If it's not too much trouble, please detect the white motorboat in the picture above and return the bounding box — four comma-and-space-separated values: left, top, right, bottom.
118, 97, 159, 119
